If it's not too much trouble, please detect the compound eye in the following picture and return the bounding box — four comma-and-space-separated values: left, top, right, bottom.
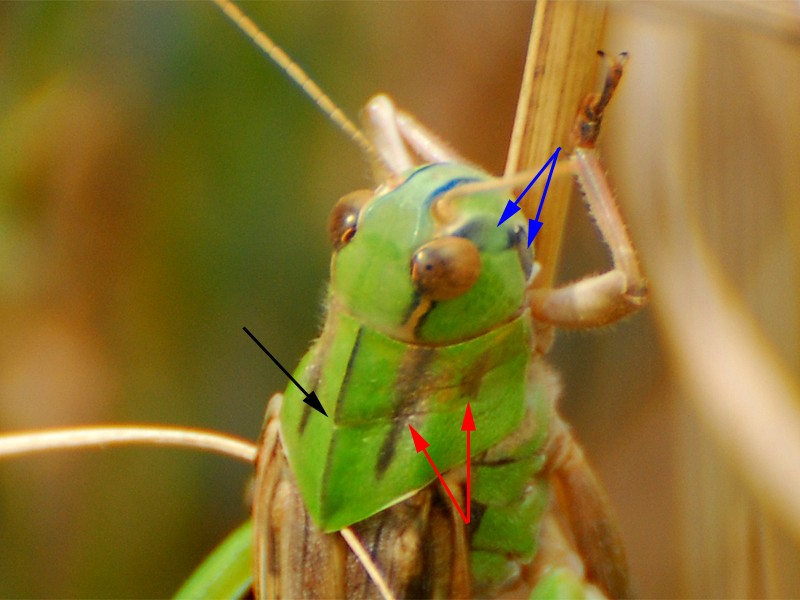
328, 189, 373, 250
411, 237, 481, 301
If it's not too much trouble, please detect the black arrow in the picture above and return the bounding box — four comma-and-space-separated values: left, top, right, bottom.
243, 326, 328, 417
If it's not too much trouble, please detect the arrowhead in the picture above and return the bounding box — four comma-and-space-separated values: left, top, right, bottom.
497, 200, 521, 227
303, 391, 328, 417
408, 425, 429, 453
527, 219, 543, 247
461, 403, 475, 431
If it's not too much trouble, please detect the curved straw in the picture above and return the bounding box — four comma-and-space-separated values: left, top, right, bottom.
340, 527, 396, 600
0, 426, 257, 463
0, 425, 402, 596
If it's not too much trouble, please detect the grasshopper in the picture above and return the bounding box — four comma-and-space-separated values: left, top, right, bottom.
196, 1, 647, 598
0, 2, 643, 596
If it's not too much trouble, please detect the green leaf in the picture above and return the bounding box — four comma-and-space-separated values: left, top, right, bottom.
173, 520, 253, 600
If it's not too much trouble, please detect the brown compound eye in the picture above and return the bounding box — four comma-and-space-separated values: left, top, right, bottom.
328, 189, 373, 250
410, 237, 481, 301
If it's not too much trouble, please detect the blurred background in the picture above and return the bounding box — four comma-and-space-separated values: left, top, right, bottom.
0, 2, 798, 598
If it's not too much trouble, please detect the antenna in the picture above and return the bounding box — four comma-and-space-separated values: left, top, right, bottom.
211, 0, 381, 166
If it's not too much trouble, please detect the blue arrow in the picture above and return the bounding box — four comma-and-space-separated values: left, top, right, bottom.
497, 147, 561, 247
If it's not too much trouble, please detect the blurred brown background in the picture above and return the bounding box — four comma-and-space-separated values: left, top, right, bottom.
0, 2, 798, 598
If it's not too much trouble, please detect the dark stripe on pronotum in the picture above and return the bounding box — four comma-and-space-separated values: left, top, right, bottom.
298, 315, 345, 434
375, 345, 437, 478
332, 326, 365, 422
298, 361, 325, 435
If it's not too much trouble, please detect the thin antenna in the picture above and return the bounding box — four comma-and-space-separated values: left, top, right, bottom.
211, 0, 381, 166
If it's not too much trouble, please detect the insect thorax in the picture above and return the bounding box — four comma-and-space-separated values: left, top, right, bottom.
281, 309, 534, 532
278, 163, 540, 532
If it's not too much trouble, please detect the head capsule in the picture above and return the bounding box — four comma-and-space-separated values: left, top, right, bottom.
327, 163, 534, 344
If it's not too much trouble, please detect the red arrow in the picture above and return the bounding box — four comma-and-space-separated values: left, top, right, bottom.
408, 403, 475, 524
462, 403, 475, 522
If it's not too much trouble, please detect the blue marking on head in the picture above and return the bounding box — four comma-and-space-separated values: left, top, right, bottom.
425, 177, 482, 206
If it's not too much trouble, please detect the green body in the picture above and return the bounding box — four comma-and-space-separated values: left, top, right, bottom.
281, 164, 533, 528
178, 163, 587, 597
280, 163, 553, 590
282, 307, 530, 531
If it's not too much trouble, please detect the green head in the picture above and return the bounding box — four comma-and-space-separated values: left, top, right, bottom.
327, 163, 534, 344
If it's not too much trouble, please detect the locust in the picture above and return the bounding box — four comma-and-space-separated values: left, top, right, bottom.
0, 2, 647, 598
176, 2, 647, 598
